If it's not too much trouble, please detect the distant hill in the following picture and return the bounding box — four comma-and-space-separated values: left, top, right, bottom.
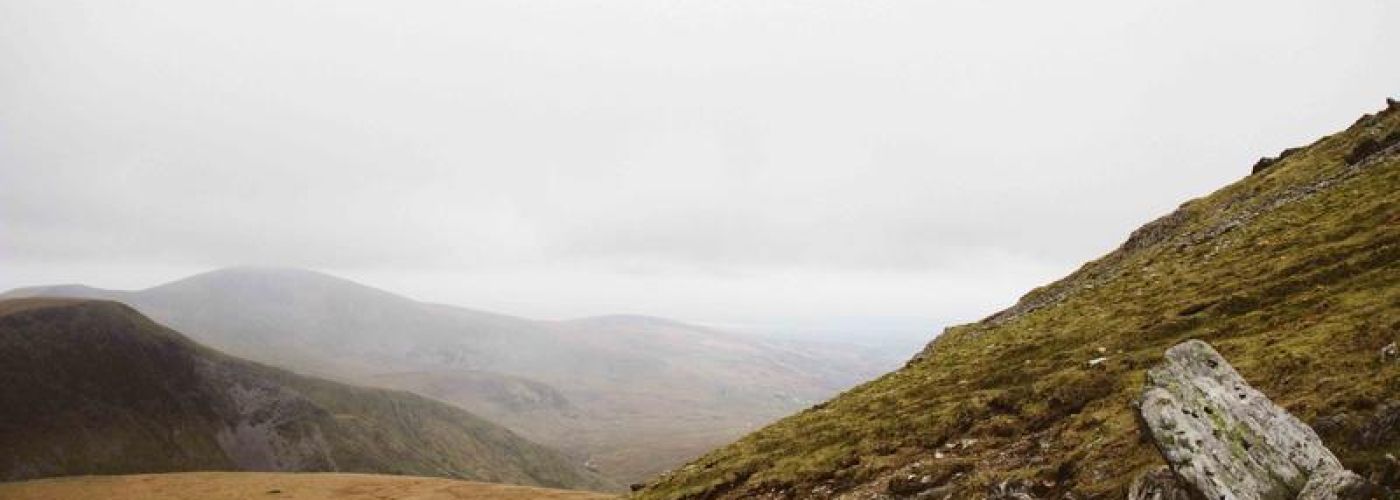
0, 298, 611, 491
636, 102, 1400, 498
3, 267, 907, 483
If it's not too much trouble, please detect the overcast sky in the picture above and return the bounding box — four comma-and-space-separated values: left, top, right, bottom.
2, 1, 1397, 334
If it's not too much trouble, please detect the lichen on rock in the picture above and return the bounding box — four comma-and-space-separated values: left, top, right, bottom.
1138, 340, 1369, 500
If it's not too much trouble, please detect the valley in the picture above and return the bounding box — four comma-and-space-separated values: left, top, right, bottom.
2, 270, 914, 484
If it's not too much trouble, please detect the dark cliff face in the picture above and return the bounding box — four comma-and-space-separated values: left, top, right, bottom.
0, 299, 613, 491
637, 100, 1400, 499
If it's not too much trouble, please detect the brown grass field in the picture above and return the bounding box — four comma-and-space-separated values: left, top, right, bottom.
0, 472, 618, 500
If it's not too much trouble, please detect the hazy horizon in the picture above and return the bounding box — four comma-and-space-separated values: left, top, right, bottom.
1, 264, 942, 343
4, 0, 1398, 333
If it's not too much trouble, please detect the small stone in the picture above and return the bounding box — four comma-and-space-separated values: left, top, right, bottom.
1127, 466, 1191, 500
987, 480, 1037, 500
887, 471, 939, 495
1381, 342, 1398, 361
1087, 356, 1109, 367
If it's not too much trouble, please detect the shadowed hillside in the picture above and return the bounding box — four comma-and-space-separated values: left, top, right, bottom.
636, 102, 1400, 498
0, 299, 612, 491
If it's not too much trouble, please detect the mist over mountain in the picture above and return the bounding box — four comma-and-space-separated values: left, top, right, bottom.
3, 1, 1398, 498
4, 267, 905, 483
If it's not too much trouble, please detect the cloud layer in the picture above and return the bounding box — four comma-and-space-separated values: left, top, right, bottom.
3, 0, 1397, 329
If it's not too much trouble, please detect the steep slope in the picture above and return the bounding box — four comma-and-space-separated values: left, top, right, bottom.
636, 101, 1400, 499
0, 299, 611, 491
3, 268, 885, 483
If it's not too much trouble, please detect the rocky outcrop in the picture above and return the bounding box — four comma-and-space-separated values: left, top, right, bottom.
1138, 340, 1370, 500
1344, 130, 1400, 165
1252, 147, 1303, 175
198, 358, 337, 471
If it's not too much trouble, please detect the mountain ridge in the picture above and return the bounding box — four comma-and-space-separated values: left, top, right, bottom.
1, 267, 911, 484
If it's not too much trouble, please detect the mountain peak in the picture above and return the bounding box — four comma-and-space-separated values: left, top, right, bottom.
144, 266, 412, 305
154, 265, 363, 290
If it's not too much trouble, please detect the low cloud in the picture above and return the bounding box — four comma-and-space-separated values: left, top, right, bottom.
3, 0, 1397, 330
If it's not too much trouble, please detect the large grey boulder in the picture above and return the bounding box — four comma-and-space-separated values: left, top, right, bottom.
1138, 340, 1369, 500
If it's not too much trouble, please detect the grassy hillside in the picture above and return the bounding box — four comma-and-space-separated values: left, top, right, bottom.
636, 101, 1400, 498
0, 472, 615, 500
0, 299, 612, 491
